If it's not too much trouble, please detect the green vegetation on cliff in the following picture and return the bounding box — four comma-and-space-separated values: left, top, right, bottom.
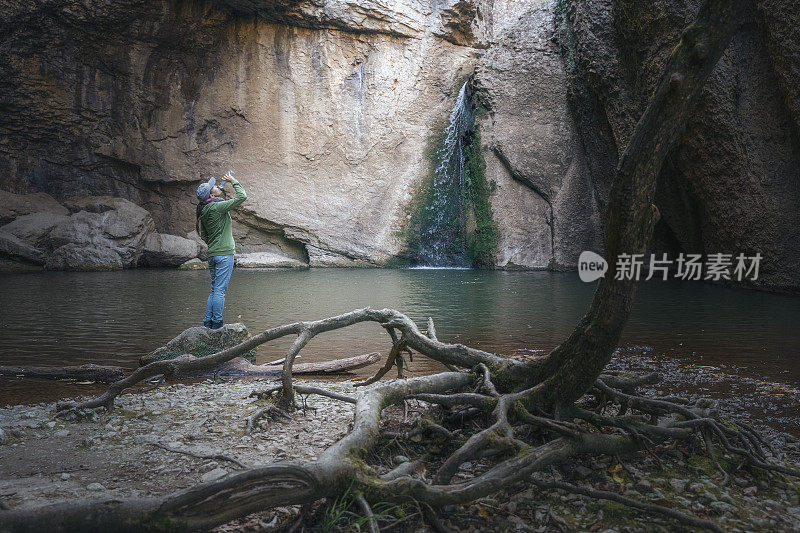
463, 126, 498, 268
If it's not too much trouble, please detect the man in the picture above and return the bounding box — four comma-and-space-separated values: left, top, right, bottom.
195, 170, 247, 329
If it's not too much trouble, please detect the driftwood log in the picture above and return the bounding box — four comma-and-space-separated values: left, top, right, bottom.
0, 364, 126, 383
0, 353, 381, 384
210, 352, 381, 376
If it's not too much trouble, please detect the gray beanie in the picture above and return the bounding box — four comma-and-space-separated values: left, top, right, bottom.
196, 177, 217, 201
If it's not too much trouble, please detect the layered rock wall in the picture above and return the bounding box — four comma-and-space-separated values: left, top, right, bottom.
474, 0, 602, 269
1, 0, 798, 290
0, 0, 479, 265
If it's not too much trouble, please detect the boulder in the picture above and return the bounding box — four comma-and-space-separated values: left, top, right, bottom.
0, 190, 69, 224
234, 252, 307, 269
47, 199, 155, 268
179, 258, 208, 270
45, 243, 123, 271
185, 230, 208, 261
0, 213, 69, 250
0, 231, 45, 264
143, 233, 200, 267
0, 197, 155, 270
139, 323, 252, 366
63, 195, 144, 215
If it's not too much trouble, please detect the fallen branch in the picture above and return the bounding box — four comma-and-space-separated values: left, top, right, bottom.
215, 352, 381, 376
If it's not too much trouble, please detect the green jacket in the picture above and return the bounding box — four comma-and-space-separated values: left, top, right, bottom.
199, 179, 247, 257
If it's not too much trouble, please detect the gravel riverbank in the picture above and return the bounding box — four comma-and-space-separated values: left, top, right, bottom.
2, 360, 800, 532
0, 379, 355, 510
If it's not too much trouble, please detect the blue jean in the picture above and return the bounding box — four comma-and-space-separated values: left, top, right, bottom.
204, 254, 234, 328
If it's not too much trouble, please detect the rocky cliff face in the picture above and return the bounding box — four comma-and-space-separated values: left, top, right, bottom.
557, 0, 800, 291
0, 0, 480, 266
1, 0, 798, 289
474, 1, 602, 269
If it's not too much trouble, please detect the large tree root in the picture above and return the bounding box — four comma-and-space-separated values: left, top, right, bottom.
4, 368, 799, 532
53, 308, 509, 414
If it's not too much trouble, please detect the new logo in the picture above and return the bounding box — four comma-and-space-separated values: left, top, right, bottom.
578, 251, 608, 282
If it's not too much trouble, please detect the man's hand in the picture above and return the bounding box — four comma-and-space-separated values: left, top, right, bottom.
221, 170, 234, 183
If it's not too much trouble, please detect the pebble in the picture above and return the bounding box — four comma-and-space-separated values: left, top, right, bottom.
634, 480, 653, 493
669, 478, 686, 492
743, 486, 758, 496
200, 467, 227, 483
199, 461, 219, 473
59, 473, 70, 481
710, 501, 736, 515
54, 429, 69, 438
86, 483, 105, 491
700, 491, 718, 504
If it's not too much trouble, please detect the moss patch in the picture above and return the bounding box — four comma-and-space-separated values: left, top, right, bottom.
146, 340, 257, 364
463, 125, 498, 268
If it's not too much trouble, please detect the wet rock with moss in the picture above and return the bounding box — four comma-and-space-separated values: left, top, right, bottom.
139, 323, 255, 366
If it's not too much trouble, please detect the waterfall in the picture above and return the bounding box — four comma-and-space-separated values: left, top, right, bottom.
415, 82, 474, 267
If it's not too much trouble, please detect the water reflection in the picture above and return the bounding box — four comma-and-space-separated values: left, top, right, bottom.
0, 269, 798, 393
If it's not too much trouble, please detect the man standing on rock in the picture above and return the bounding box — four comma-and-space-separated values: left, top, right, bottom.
196, 171, 247, 329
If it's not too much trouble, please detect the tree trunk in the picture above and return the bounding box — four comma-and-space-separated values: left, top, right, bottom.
517, 0, 747, 410
216, 352, 381, 375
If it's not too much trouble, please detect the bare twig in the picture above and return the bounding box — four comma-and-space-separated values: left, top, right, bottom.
355, 492, 380, 533
245, 404, 292, 435
149, 442, 248, 469
532, 477, 725, 533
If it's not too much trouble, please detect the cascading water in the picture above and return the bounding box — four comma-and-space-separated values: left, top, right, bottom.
414, 82, 474, 267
